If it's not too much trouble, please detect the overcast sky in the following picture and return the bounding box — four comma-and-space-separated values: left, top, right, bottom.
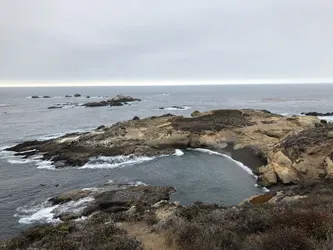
1, 0, 333, 83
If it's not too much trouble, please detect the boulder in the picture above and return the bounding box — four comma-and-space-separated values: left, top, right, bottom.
43, 96, 51, 98
65, 95, 72, 98
257, 169, 277, 187
31, 96, 40, 99
86, 96, 90, 98
132, 116, 140, 121
74, 94, 81, 97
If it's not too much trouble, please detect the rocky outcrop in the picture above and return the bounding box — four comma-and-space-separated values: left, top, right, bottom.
111, 94, 141, 102
6, 109, 324, 187
74, 94, 81, 97
302, 111, 333, 116
48, 184, 176, 221
83, 94, 141, 107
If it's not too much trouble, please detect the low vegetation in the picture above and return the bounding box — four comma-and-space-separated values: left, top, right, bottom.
3, 179, 333, 250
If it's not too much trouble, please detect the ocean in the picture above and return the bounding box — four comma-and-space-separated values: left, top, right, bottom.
1, 84, 333, 239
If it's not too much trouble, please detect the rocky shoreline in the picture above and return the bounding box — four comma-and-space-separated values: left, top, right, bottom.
3, 109, 333, 249
5, 109, 327, 187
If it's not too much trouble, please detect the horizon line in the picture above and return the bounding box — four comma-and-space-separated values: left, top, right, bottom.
0, 79, 333, 87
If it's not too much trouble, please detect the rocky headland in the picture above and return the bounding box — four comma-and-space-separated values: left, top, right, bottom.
5, 109, 327, 187
3, 109, 333, 249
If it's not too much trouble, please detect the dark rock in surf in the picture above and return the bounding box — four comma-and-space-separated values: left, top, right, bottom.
74, 94, 81, 97
31, 96, 40, 99
133, 116, 140, 120
301, 111, 333, 116
97, 125, 106, 130
83, 95, 140, 108
65, 95, 72, 98
83, 101, 108, 107
48, 106, 62, 109
43, 96, 51, 98
109, 101, 124, 107
159, 106, 186, 110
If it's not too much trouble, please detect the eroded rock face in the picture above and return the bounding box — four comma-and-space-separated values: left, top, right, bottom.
5, 109, 325, 187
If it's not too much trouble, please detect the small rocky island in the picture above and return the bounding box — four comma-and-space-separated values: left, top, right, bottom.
83, 94, 141, 107
3, 109, 333, 250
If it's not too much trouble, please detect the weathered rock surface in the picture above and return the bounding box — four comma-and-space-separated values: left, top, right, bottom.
49, 184, 176, 221
6, 109, 326, 187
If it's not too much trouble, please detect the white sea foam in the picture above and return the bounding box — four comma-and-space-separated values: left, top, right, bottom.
15, 197, 94, 225
7, 158, 36, 164
174, 149, 184, 156
36, 160, 55, 170
80, 155, 156, 169
191, 148, 270, 192
160, 106, 192, 111
37, 129, 85, 141
191, 148, 255, 176
16, 202, 61, 224
0, 146, 14, 159
318, 116, 333, 123
128, 181, 147, 186
0, 103, 9, 107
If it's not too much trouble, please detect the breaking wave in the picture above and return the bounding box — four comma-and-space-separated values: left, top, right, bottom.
159, 106, 192, 111
80, 155, 156, 169
174, 149, 184, 156
15, 197, 94, 225
191, 148, 255, 176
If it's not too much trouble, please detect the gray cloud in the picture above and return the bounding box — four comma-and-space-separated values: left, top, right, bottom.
1, 0, 333, 81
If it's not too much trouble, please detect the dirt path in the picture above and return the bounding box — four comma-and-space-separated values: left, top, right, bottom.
119, 222, 177, 250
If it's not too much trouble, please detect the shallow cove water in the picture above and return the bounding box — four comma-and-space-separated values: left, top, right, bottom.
0, 149, 262, 239
1, 84, 333, 239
